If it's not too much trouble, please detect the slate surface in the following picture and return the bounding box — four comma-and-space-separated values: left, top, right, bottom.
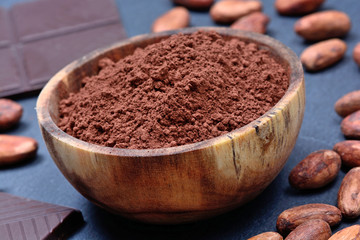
1, 0, 360, 239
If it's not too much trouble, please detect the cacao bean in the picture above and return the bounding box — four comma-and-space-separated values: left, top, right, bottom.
0, 135, 38, 166
329, 225, 360, 240
289, 150, 341, 189
248, 232, 283, 240
294, 11, 351, 41
276, 203, 341, 236
275, 0, 325, 16
341, 110, 360, 139
285, 219, 331, 240
172, 0, 214, 9
210, 0, 262, 23
353, 43, 360, 67
300, 39, 346, 71
0, 99, 23, 131
338, 167, 360, 218
333, 140, 360, 167
231, 12, 270, 34
152, 7, 190, 33
335, 90, 360, 118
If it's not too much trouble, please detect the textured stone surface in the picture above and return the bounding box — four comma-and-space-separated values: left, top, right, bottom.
2, 0, 360, 239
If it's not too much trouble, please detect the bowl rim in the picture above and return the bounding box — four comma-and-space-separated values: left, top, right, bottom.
36, 27, 304, 157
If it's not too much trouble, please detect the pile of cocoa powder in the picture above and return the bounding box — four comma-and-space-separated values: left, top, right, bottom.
58, 31, 289, 149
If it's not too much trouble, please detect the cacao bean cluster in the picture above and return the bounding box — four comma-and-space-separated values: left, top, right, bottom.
152, 0, 270, 34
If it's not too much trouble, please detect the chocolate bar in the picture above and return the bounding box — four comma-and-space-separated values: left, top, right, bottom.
0, 0, 126, 97
0, 192, 84, 240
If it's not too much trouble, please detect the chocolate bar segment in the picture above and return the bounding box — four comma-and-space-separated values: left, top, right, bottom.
0, 0, 126, 97
0, 192, 84, 240
0, 48, 22, 92
11, 0, 120, 42
22, 23, 125, 86
0, 8, 23, 94
0, 8, 11, 47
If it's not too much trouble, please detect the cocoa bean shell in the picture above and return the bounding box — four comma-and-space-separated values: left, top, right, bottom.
230, 12, 270, 34
248, 231, 283, 240
341, 110, 360, 139
276, 203, 341, 236
0, 99, 23, 131
0, 135, 38, 166
275, 0, 325, 16
172, 0, 214, 9
338, 167, 360, 218
301, 39, 347, 72
333, 140, 360, 167
288, 150, 341, 189
151, 7, 190, 33
294, 11, 351, 41
210, 0, 262, 23
335, 90, 360, 118
329, 225, 360, 240
353, 43, 360, 67
285, 219, 331, 240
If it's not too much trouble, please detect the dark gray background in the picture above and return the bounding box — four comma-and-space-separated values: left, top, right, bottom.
1, 0, 359, 239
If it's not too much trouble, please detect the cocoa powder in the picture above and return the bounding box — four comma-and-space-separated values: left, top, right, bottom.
58, 31, 289, 149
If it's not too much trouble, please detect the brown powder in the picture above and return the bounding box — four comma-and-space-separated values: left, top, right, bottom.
58, 31, 289, 149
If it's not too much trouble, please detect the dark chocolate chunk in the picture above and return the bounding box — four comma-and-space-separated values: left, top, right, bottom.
11, 0, 120, 42
0, 8, 11, 47
0, 0, 126, 97
0, 192, 84, 240
22, 23, 125, 86
0, 48, 22, 93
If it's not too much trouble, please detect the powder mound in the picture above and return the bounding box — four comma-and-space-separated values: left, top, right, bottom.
58, 31, 289, 149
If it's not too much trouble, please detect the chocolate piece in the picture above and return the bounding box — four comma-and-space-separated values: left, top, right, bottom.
0, 0, 126, 97
0, 192, 83, 240
0, 8, 11, 47
0, 48, 22, 94
11, 0, 120, 41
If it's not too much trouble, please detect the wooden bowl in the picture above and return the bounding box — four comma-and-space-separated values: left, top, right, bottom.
36, 27, 305, 224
